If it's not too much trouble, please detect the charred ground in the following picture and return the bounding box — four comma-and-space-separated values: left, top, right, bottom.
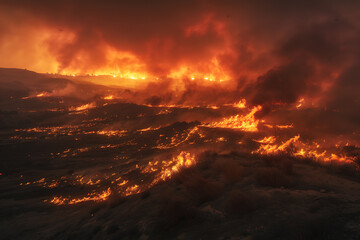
1, 69, 360, 239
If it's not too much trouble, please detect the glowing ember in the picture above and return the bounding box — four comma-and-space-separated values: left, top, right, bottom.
254, 135, 300, 155
48, 187, 111, 205
143, 151, 197, 185
253, 135, 357, 164
204, 106, 262, 132
137, 126, 162, 132
103, 95, 114, 100
96, 130, 127, 137
69, 103, 96, 112
296, 98, 305, 108
36, 92, 48, 97
232, 99, 247, 108
42, 151, 197, 205
123, 185, 141, 196
154, 127, 200, 149
275, 124, 294, 129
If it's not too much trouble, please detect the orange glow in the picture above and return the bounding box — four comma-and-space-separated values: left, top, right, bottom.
103, 95, 114, 100
69, 102, 96, 112
255, 136, 276, 144
275, 124, 294, 129
123, 185, 141, 196
253, 135, 356, 164
48, 187, 111, 205
96, 130, 127, 137
58, 47, 149, 81
169, 58, 231, 82
154, 127, 200, 149
4, 3, 360, 218
254, 135, 300, 155
42, 152, 197, 205
232, 99, 247, 109
36, 92, 48, 97
141, 151, 196, 185
204, 106, 262, 132
0, 18, 238, 88
296, 98, 305, 108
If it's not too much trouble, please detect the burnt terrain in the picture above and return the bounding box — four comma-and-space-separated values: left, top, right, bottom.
1, 69, 360, 240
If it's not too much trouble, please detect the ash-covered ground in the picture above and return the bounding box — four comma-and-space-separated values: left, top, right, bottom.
1, 69, 360, 240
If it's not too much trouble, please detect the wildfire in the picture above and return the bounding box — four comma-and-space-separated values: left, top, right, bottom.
123, 185, 141, 196
276, 124, 294, 129
69, 102, 96, 112
232, 99, 247, 109
36, 92, 48, 97
21, 92, 50, 99
96, 130, 127, 137
296, 98, 305, 108
143, 151, 197, 185
43, 151, 197, 205
204, 105, 262, 132
168, 58, 231, 83
154, 127, 201, 149
255, 136, 276, 144
13, 93, 360, 209
137, 126, 162, 132
253, 135, 356, 164
48, 187, 111, 205
103, 95, 114, 100
254, 135, 300, 155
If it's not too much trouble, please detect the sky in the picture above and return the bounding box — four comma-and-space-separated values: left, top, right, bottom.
1, 0, 360, 108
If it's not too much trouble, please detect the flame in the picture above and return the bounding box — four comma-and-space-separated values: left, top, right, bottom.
137, 126, 162, 132
168, 57, 231, 82
124, 185, 141, 196
275, 124, 294, 129
296, 98, 305, 108
59, 47, 149, 81
48, 187, 111, 205
253, 135, 356, 164
254, 135, 300, 155
53, 47, 236, 88
143, 151, 197, 185
96, 130, 127, 137
204, 105, 262, 132
232, 99, 247, 108
155, 127, 200, 149
36, 92, 48, 97
21, 92, 50, 99
42, 151, 197, 205
103, 95, 114, 100
255, 136, 276, 144
69, 102, 96, 112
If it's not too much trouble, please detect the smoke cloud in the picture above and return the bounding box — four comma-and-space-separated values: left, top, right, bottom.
1, 0, 360, 109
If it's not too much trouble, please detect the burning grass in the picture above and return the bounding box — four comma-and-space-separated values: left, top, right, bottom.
3, 148, 360, 239
204, 105, 262, 132
2, 80, 360, 239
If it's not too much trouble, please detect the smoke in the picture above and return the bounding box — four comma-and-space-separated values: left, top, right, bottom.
1, 0, 360, 109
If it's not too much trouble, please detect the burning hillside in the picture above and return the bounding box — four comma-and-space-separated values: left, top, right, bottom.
1, 0, 360, 239
1, 68, 360, 239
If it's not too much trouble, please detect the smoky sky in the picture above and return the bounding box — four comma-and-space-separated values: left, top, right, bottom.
1, 0, 360, 109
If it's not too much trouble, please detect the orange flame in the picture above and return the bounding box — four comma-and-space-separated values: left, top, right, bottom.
253, 135, 356, 164
204, 105, 262, 132
48, 187, 111, 205
69, 102, 96, 112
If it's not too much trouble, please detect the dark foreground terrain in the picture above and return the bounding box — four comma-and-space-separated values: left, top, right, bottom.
1, 152, 360, 240
1, 68, 360, 239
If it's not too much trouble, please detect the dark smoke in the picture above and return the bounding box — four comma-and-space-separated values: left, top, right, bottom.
1, 0, 360, 110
